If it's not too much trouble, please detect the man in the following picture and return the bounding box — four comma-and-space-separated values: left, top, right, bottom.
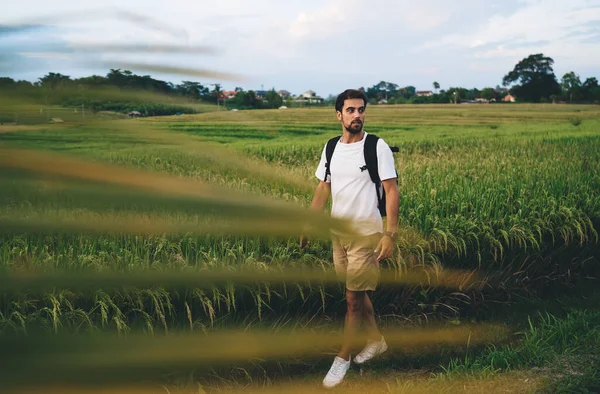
302, 89, 399, 388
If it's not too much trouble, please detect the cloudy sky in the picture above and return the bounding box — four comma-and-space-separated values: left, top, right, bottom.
2, 0, 600, 96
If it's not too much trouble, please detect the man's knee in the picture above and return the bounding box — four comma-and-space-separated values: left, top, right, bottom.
346, 290, 365, 314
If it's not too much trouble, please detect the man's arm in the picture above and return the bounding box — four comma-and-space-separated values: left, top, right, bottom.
375, 178, 398, 260
382, 178, 398, 233
310, 181, 331, 211
301, 181, 331, 248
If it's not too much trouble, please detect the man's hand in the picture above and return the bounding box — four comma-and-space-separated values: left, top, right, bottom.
374, 235, 395, 261
300, 235, 310, 250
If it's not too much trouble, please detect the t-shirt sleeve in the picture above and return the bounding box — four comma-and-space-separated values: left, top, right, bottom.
315, 144, 329, 182
376, 139, 397, 181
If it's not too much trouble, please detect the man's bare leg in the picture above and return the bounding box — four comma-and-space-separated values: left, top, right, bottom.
337, 289, 365, 360
363, 292, 382, 341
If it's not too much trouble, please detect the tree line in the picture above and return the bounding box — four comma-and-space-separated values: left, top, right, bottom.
1, 53, 598, 117
0, 68, 298, 113
0, 69, 224, 116
359, 54, 600, 105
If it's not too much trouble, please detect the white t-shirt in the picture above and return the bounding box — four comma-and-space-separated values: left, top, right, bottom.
315, 132, 397, 236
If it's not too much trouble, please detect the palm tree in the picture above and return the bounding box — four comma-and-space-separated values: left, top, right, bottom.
210, 83, 222, 108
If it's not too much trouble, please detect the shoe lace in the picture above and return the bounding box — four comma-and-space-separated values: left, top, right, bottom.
330, 359, 347, 375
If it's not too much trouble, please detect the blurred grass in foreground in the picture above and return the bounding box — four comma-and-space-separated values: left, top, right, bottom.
0, 266, 478, 291
0, 324, 509, 388
7, 371, 543, 394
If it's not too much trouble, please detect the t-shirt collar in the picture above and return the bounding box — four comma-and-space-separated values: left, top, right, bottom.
340, 131, 368, 144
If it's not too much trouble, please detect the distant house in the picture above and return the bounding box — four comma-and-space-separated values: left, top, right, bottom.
221, 90, 238, 100
302, 90, 317, 98
416, 90, 433, 97
295, 90, 324, 104
473, 98, 489, 103
277, 90, 291, 99
255, 90, 268, 99
378, 98, 388, 105
128, 111, 142, 118
502, 94, 516, 103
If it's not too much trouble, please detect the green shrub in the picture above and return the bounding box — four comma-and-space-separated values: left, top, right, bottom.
569, 117, 582, 126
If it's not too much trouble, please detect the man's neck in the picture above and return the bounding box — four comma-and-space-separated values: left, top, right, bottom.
341, 130, 365, 144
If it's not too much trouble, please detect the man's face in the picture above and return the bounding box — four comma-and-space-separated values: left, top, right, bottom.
337, 98, 365, 134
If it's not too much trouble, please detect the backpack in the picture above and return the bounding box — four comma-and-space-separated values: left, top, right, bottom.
324, 133, 398, 217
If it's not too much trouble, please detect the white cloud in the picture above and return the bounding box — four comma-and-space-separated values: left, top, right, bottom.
412, 0, 600, 85
286, 0, 459, 41
1, 0, 599, 93
18, 52, 71, 59
420, 0, 600, 55
414, 66, 441, 75
288, 4, 349, 39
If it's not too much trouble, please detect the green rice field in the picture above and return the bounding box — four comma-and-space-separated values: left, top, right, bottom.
1, 103, 599, 393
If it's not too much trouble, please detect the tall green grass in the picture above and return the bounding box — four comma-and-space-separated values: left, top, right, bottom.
1, 105, 599, 334
437, 309, 600, 392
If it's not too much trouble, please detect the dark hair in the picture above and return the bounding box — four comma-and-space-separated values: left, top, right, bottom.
335, 89, 367, 113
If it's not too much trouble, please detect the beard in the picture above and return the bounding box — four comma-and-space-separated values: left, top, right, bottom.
344, 120, 363, 134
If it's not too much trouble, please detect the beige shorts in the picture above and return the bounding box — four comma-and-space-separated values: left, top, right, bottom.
332, 233, 382, 292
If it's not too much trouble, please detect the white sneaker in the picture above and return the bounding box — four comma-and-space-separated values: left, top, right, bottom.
353, 336, 388, 364
322, 355, 351, 388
